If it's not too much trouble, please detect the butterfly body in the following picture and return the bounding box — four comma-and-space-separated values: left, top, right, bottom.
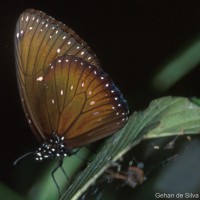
34, 132, 73, 161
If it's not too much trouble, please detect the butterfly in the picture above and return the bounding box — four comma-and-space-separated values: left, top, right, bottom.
14, 8, 129, 195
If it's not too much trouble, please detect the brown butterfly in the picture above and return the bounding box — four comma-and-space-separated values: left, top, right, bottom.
14, 8, 129, 195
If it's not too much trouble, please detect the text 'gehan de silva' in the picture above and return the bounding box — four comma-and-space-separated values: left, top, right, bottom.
155, 193, 199, 199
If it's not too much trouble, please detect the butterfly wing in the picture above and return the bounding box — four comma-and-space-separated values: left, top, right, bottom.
19, 54, 128, 148
15, 9, 100, 78
15, 9, 129, 148
15, 9, 100, 141
48, 55, 128, 148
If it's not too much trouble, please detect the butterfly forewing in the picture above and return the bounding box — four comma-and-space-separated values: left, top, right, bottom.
15, 9, 100, 79
15, 9, 129, 148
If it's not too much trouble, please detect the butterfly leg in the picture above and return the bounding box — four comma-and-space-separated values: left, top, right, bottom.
59, 163, 69, 181
75, 153, 92, 163
74, 148, 93, 163
52, 159, 64, 198
84, 145, 97, 154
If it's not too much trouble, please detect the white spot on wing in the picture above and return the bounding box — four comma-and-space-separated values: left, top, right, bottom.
81, 83, 84, 87
81, 51, 85, 55
60, 90, 64, 95
90, 101, 95, 105
37, 76, 43, 81
26, 16, 29, 21
71, 85, 73, 90
16, 33, 19, 38
52, 99, 55, 104
93, 111, 100, 115
57, 48, 61, 53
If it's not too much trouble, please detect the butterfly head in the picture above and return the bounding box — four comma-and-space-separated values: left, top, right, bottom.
34, 132, 72, 161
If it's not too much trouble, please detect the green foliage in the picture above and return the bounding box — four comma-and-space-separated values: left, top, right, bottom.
152, 37, 200, 91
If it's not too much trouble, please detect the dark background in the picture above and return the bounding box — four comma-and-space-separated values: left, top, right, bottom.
1, 0, 200, 196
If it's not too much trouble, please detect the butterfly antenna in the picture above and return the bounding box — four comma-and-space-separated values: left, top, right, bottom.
13, 152, 34, 166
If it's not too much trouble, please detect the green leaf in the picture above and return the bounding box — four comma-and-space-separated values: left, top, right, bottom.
144, 97, 200, 138
61, 96, 200, 200
190, 97, 200, 106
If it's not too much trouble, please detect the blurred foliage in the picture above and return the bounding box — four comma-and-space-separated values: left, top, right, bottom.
152, 37, 200, 91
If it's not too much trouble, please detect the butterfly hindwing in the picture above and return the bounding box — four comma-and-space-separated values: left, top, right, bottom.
18, 54, 128, 148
